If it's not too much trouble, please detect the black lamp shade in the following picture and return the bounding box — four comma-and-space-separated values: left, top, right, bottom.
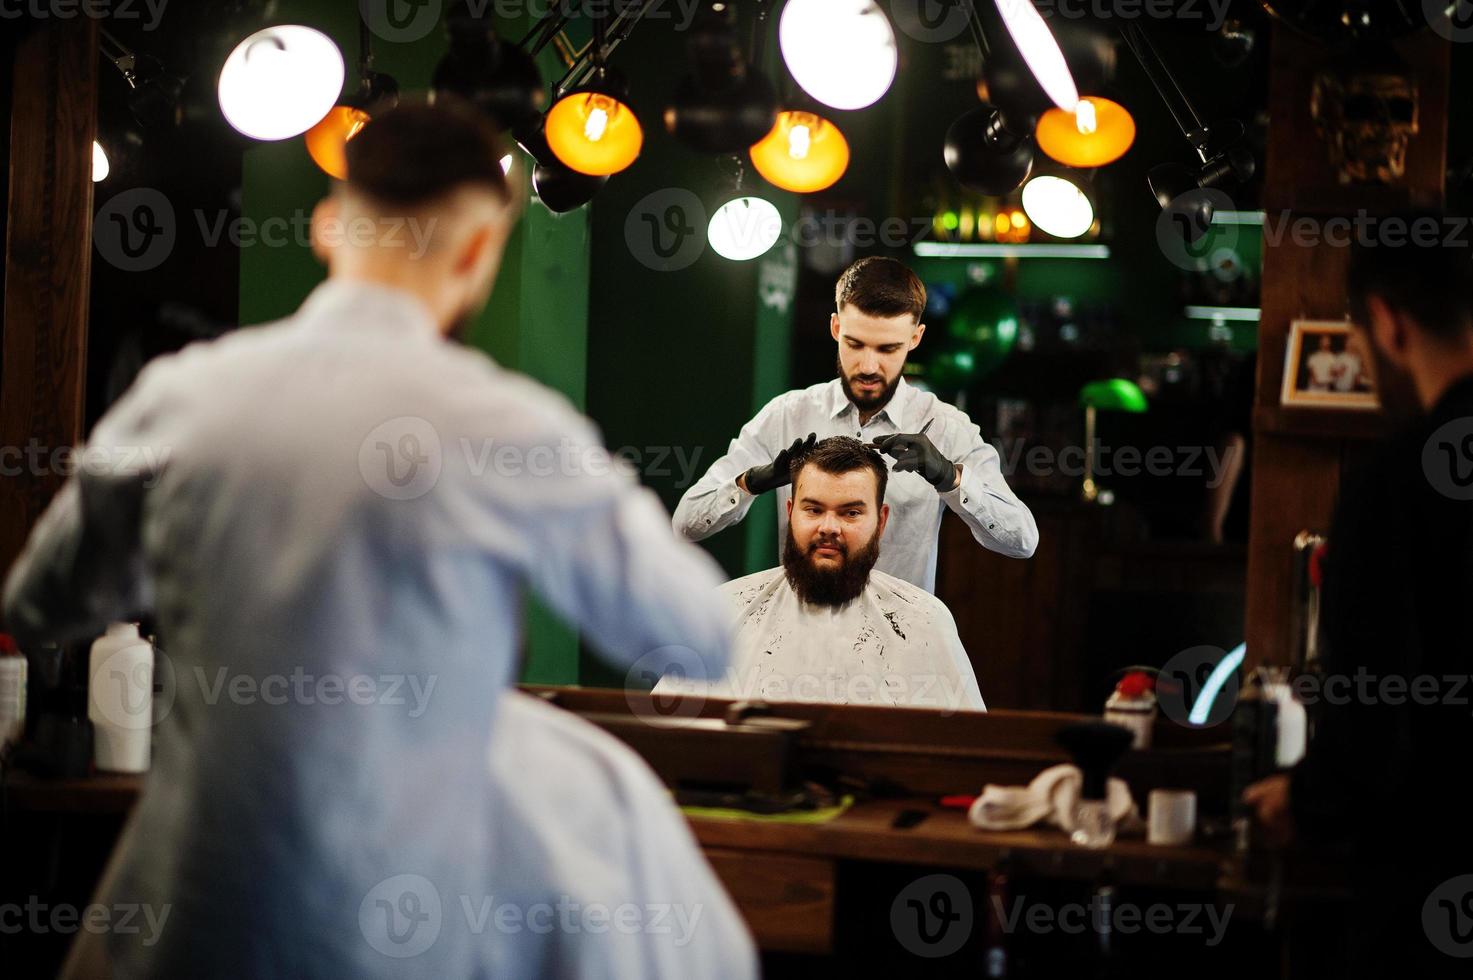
664, 71, 778, 154
433, 38, 545, 133
944, 104, 1034, 196
515, 123, 609, 213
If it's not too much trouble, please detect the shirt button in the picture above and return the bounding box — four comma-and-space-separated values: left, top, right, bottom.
988, 523, 995, 530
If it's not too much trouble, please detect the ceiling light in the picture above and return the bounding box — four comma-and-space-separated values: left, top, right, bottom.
708, 195, 783, 261
993, 0, 1078, 112
432, 0, 545, 133
92, 141, 110, 182
665, 2, 776, 153
546, 70, 643, 176
1021, 173, 1094, 239
516, 123, 610, 213
305, 106, 370, 181
943, 104, 1034, 196
218, 25, 345, 141
750, 109, 849, 193
779, 0, 897, 111
1035, 96, 1134, 168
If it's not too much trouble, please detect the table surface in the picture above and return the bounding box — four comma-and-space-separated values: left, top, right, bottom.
4, 773, 1232, 889
687, 796, 1235, 891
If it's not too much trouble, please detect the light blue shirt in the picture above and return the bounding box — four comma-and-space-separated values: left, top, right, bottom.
673, 377, 1039, 592
3, 279, 735, 977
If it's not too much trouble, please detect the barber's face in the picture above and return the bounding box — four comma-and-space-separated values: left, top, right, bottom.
786, 466, 889, 571
831, 306, 924, 411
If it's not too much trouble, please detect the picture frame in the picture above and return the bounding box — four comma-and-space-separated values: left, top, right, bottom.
1280, 319, 1379, 409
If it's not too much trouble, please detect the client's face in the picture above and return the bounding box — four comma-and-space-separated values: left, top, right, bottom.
783, 465, 888, 606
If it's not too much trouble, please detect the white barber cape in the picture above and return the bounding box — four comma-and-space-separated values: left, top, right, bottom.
659, 567, 986, 712
5, 279, 733, 978
476, 691, 758, 977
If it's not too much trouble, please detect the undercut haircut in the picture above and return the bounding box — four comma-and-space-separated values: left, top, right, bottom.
790, 436, 889, 508
345, 96, 510, 208
1346, 210, 1473, 341
834, 256, 926, 323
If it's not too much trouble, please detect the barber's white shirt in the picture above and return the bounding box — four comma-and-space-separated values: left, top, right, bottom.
673, 378, 1037, 592
4, 279, 732, 977
657, 566, 986, 713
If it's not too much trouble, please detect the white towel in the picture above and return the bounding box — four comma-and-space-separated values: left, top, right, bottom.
967, 763, 1143, 834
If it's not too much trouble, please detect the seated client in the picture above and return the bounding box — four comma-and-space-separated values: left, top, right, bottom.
659, 437, 984, 712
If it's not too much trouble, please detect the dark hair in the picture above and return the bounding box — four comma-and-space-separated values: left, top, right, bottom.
1346, 211, 1473, 341
835, 257, 926, 323
345, 96, 509, 207
790, 436, 889, 507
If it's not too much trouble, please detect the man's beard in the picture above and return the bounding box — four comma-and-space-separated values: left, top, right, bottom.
782, 524, 882, 607
1366, 344, 1423, 426
837, 354, 901, 413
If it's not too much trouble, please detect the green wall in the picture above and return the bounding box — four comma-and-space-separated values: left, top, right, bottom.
580, 8, 798, 685
236, 2, 589, 684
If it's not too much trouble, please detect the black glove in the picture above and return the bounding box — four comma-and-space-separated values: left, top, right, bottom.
872, 431, 958, 491
742, 432, 817, 495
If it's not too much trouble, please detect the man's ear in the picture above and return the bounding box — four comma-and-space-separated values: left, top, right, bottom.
910, 321, 926, 350
831, 312, 844, 343
310, 196, 341, 265
1367, 295, 1409, 359
454, 223, 497, 276
785, 496, 793, 518
876, 502, 890, 539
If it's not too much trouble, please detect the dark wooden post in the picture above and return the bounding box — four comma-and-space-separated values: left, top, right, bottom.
1243, 25, 1450, 666
0, 18, 99, 575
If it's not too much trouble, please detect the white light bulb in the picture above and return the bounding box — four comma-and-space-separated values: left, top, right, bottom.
708, 196, 783, 261
1074, 99, 1097, 135
92, 140, 110, 182
584, 106, 609, 143
779, 0, 897, 111
218, 26, 344, 141
787, 124, 812, 160
994, 0, 1079, 112
1021, 175, 1093, 239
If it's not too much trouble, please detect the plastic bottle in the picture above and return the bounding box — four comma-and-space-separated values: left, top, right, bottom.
87, 623, 154, 773
0, 633, 26, 749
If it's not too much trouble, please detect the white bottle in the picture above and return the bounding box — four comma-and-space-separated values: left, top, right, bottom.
0, 634, 26, 748
1262, 671, 1307, 768
88, 623, 154, 773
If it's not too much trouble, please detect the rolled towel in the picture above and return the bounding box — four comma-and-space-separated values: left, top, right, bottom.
967, 763, 1142, 834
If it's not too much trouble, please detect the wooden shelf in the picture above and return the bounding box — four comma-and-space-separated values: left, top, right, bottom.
1253, 405, 1389, 442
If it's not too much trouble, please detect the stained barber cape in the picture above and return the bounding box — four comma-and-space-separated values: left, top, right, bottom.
659, 567, 986, 712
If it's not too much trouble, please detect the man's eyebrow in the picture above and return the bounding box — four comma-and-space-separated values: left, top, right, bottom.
798, 497, 869, 509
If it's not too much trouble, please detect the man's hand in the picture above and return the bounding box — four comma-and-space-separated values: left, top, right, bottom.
1242, 773, 1295, 847
740, 432, 817, 495
871, 431, 959, 491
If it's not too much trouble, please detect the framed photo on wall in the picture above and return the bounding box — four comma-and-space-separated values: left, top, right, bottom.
1280, 319, 1379, 409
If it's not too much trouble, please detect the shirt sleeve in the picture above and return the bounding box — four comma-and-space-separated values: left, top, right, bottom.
472, 390, 735, 685
671, 395, 787, 542
2, 363, 166, 648
937, 414, 1039, 559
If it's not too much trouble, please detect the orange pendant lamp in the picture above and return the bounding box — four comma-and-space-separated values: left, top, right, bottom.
306, 105, 371, 180
546, 74, 644, 176
1035, 96, 1135, 168
749, 109, 849, 193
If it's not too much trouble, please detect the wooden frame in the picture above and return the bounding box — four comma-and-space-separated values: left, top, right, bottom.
1279, 319, 1378, 410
